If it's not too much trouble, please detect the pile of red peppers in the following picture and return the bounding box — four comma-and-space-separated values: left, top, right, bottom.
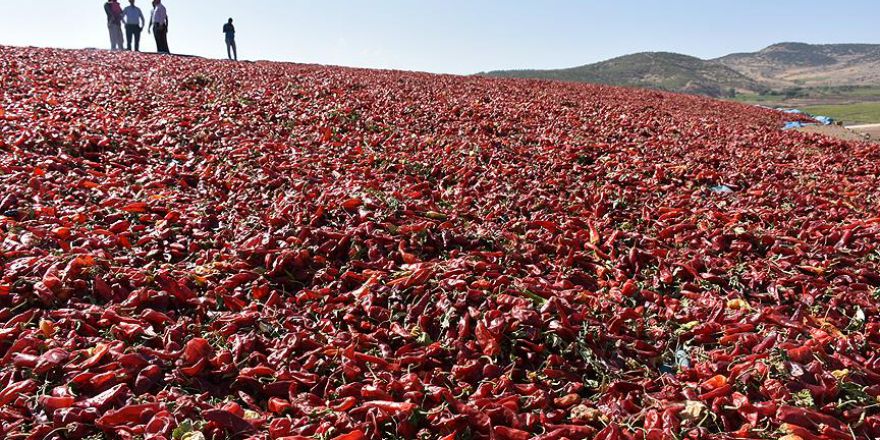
1, 46, 879, 439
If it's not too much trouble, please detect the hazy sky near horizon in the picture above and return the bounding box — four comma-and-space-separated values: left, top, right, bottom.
0, 1, 877, 74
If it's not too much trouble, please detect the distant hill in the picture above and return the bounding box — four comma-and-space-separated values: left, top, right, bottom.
715, 43, 880, 88
485, 52, 767, 98
483, 43, 880, 98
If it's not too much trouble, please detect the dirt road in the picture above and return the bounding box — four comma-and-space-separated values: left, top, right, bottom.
796, 125, 874, 142
849, 124, 880, 139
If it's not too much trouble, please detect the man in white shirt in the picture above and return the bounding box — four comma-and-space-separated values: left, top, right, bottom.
148, 0, 169, 54
122, 0, 145, 51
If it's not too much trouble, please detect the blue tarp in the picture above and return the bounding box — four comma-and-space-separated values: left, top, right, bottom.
783, 121, 809, 130
782, 116, 833, 130
815, 116, 834, 125
779, 107, 834, 129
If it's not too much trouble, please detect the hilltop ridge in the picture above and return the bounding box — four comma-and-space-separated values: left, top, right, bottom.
484, 42, 880, 98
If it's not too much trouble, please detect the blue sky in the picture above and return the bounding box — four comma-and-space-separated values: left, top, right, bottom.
0, 1, 877, 74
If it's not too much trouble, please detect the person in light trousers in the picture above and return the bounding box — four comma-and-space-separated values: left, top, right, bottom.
104, 0, 124, 51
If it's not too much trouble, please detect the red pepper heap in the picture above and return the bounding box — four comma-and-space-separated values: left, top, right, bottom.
0, 46, 878, 439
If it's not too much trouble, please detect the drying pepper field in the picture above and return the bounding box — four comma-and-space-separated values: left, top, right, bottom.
2, 46, 880, 440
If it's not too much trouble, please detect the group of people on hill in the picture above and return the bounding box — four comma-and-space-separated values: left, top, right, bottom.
104, 0, 237, 60
104, 0, 167, 52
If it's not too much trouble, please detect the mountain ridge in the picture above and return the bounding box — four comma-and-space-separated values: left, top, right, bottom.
483, 43, 880, 98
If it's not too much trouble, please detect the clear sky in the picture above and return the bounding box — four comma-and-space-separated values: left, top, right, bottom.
0, 1, 877, 75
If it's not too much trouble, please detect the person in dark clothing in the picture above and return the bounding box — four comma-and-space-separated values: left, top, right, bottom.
223, 18, 237, 61
104, 0, 124, 51
148, 0, 169, 53
122, 0, 145, 51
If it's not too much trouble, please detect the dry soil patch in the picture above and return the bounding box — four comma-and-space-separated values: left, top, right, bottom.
795, 124, 876, 143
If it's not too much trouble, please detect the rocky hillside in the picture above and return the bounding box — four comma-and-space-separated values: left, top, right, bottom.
485, 43, 880, 98
715, 42, 880, 88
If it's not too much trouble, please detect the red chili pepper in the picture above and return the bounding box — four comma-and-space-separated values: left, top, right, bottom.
267, 397, 291, 414
331, 431, 365, 440
95, 403, 160, 429
493, 426, 531, 440
203, 409, 255, 434
0, 380, 37, 406
777, 406, 846, 431
358, 400, 417, 414
121, 202, 148, 213
180, 337, 213, 364
39, 395, 76, 413
699, 384, 733, 401
79, 384, 130, 411
330, 397, 357, 412
475, 320, 502, 357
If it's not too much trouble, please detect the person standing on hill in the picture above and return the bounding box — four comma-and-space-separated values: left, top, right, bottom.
122, 0, 145, 51
104, 0, 124, 51
223, 18, 237, 61
148, 0, 169, 54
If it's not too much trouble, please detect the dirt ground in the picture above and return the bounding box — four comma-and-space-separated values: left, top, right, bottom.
850, 124, 880, 139
795, 124, 876, 143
